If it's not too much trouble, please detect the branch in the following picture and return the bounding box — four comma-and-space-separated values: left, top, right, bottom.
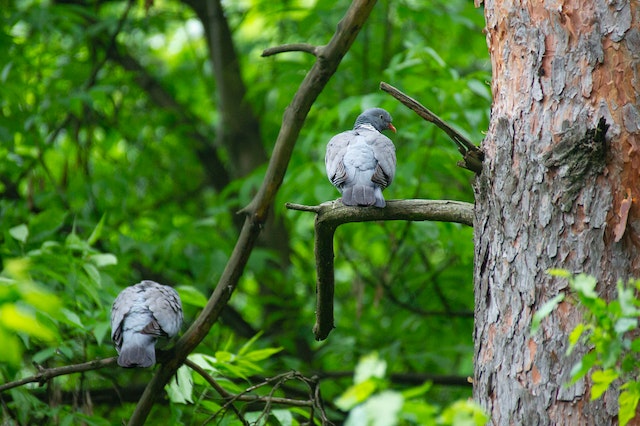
379, 81, 484, 174
287, 199, 474, 226
262, 43, 321, 57
186, 363, 321, 425
127, 2, 379, 424
0, 357, 117, 394
287, 199, 474, 340
184, 359, 248, 425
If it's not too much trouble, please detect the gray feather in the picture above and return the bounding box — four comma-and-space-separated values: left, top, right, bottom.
111, 280, 183, 368
325, 108, 396, 208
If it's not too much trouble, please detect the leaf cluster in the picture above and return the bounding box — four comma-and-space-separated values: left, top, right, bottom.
535, 271, 640, 426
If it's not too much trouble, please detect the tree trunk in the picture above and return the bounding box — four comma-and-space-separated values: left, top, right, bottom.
474, 0, 639, 424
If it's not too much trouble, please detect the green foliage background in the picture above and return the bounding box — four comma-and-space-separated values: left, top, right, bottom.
0, 0, 490, 423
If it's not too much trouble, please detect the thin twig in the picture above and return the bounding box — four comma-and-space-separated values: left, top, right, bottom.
285, 202, 322, 213
184, 359, 248, 426
380, 81, 484, 173
262, 43, 321, 57
0, 357, 117, 394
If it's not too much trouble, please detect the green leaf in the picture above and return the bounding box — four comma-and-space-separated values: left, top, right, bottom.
546, 268, 572, 278
166, 364, 193, 404
615, 318, 637, 335
0, 327, 22, 366
401, 400, 438, 425
591, 369, 618, 399
630, 338, 640, 352
176, 285, 208, 308
335, 378, 379, 411
242, 347, 283, 362
568, 323, 586, 351
571, 274, 598, 299
214, 350, 234, 363
618, 280, 640, 316
60, 307, 85, 329
82, 263, 101, 287
467, 79, 491, 101
88, 253, 117, 267
9, 224, 29, 243
238, 331, 263, 356
187, 353, 219, 373
345, 390, 404, 426
92, 321, 110, 346
354, 352, 387, 384
0, 303, 57, 341
569, 352, 597, 383
620, 382, 640, 426
65, 232, 90, 252
87, 214, 107, 246
32, 347, 57, 364
531, 293, 565, 333
438, 399, 489, 426
401, 381, 433, 400
22, 284, 62, 314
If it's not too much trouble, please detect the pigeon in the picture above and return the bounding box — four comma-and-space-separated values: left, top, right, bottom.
325, 108, 397, 208
110, 280, 183, 368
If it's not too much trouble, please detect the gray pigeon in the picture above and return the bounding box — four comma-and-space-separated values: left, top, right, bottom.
110, 280, 183, 368
325, 108, 397, 207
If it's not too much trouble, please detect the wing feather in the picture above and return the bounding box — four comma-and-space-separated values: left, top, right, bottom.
325, 131, 354, 187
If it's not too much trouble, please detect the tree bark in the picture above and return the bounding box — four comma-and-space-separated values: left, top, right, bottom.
474, 0, 639, 424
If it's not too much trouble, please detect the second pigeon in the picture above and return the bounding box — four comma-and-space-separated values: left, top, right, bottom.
325, 108, 396, 208
111, 280, 183, 368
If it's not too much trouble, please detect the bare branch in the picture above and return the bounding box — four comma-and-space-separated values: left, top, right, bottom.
306, 199, 474, 227
285, 199, 474, 340
380, 81, 484, 174
127, 1, 380, 424
262, 43, 321, 57
0, 358, 117, 394
285, 202, 322, 213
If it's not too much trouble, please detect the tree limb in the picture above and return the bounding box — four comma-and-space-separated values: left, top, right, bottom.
379, 81, 484, 174
0, 357, 117, 394
286, 199, 474, 340
127, 1, 380, 424
262, 43, 322, 57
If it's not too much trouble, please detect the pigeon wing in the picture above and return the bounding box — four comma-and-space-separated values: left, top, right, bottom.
370, 134, 396, 189
325, 130, 355, 188
143, 281, 183, 339
110, 286, 139, 351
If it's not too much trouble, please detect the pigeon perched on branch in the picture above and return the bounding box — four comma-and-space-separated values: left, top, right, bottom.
325, 108, 396, 207
111, 280, 183, 368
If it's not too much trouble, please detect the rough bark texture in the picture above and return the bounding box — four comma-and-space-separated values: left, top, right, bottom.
474, 0, 639, 424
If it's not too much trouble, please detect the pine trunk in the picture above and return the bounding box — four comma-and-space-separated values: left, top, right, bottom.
474, 0, 639, 424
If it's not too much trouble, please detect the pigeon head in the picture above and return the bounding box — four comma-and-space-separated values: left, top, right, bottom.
354, 108, 396, 133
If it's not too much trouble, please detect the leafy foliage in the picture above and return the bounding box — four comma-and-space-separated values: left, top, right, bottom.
1, 0, 489, 423
534, 271, 640, 426
336, 353, 487, 426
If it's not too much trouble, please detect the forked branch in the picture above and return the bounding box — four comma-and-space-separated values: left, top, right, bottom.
287, 199, 474, 340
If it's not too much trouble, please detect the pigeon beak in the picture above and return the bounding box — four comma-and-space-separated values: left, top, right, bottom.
388, 123, 397, 133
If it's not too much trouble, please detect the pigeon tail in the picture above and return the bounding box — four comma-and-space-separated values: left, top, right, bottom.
341, 185, 386, 207
117, 332, 156, 368
373, 186, 386, 208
